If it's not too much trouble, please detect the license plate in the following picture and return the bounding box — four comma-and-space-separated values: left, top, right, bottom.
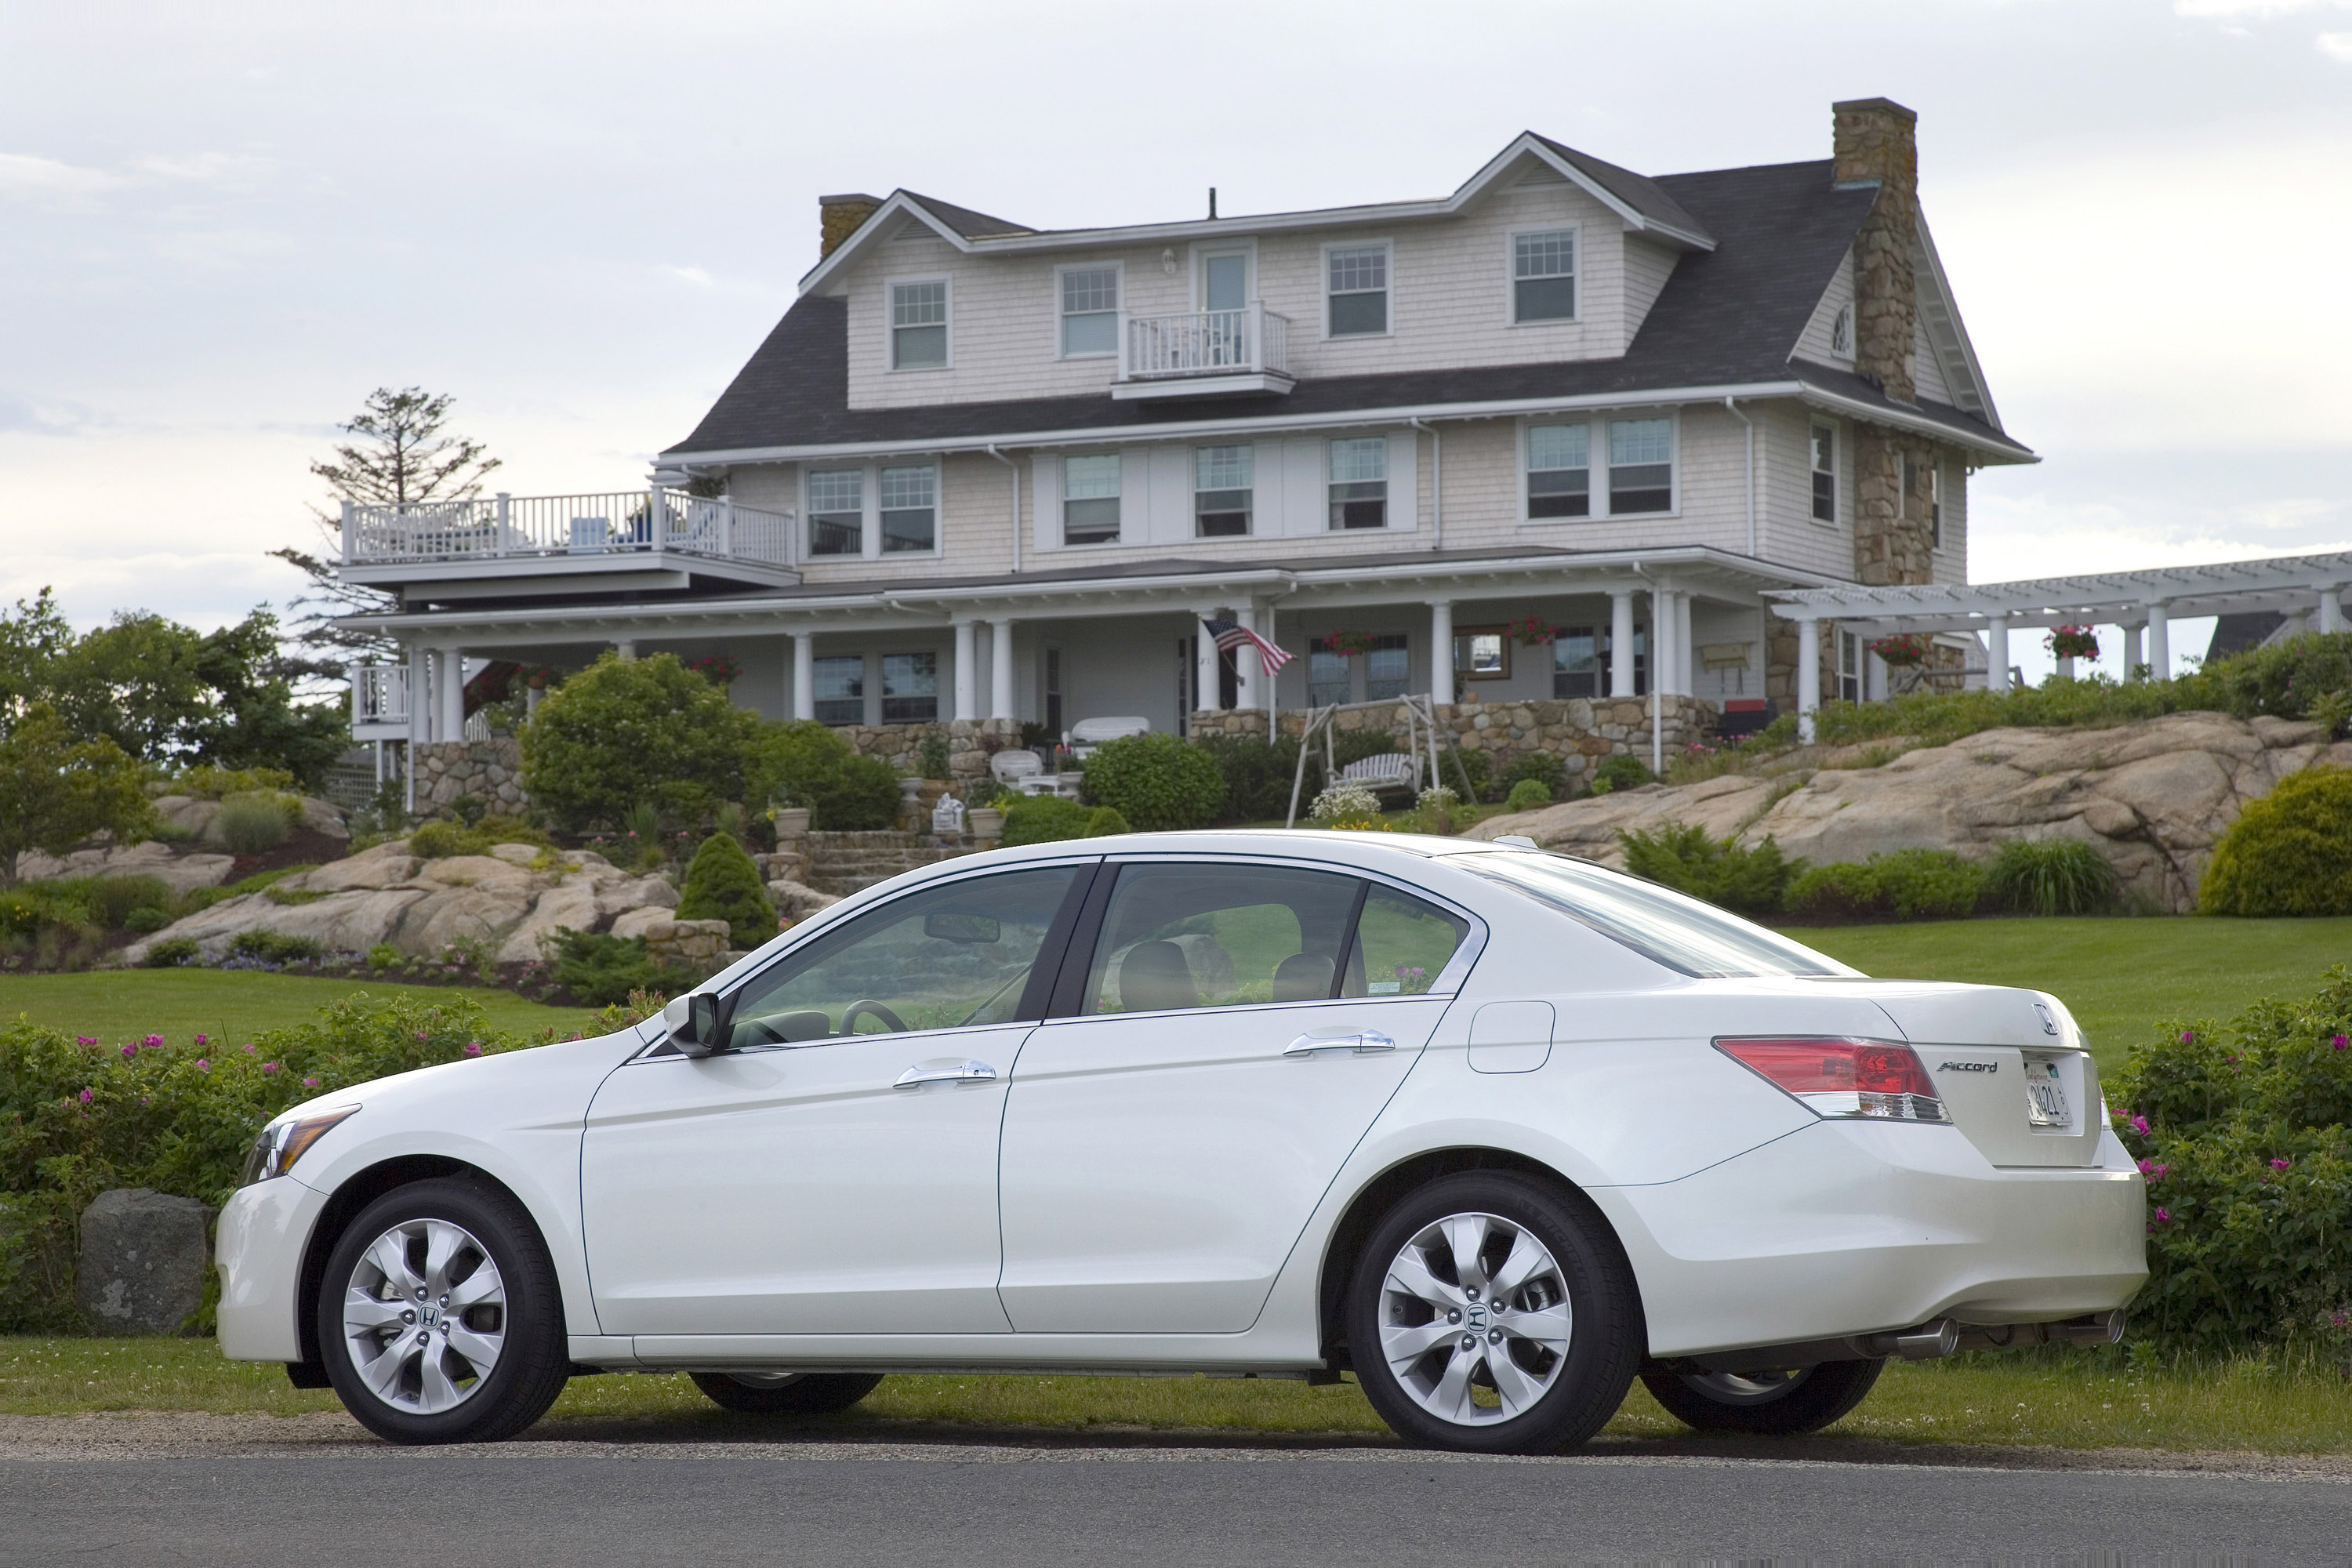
2023, 1058, 2071, 1128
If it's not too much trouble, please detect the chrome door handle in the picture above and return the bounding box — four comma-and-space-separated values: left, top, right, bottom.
892, 1059, 998, 1090
1283, 1030, 1396, 1058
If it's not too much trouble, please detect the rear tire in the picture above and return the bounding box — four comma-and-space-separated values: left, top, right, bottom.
1346, 1172, 1642, 1455
1639, 1357, 1882, 1435
689, 1371, 884, 1416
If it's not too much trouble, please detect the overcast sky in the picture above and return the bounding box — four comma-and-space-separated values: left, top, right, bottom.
5, 0, 2348, 681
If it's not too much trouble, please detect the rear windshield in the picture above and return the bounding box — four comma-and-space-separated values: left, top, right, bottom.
1454, 851, 1857, 980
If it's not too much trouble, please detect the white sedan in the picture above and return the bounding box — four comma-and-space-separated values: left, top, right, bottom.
216, 832, 2145, 1453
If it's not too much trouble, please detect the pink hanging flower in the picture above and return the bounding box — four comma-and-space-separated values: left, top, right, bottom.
462, 1041, 483, 1057
194, 1058, 209, 1072
78, 1088, 93, 1104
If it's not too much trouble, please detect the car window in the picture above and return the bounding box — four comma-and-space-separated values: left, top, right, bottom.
724, 866, 1082, 1047
1340, 887, 1470, 997
1457, 851, 1856, 980
1079, 862, 1362, 1014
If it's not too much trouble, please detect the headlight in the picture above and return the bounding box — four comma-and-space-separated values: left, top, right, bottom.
240, 1106, 360, 1186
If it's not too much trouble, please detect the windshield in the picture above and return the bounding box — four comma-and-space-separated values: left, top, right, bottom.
1454, 851, 1859, 980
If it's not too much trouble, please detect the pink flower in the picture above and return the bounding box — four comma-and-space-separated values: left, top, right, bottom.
120, 1043, 136, 1061
2136, 1159, 2153, 1174
142, 1034, 162, 1048
193, 1033, 208, 1046
2335, 1034, 2348, 1051
78, 1088, 92, 1104
241, 1042, 255, 1054
2131, 1115, 2151, 1137
194, 1058, 209, 1072
2152, 1163, 2169, 1179
301, 1076, 320, 1088
462, 1040, 483, 1057
415, 1031, 429, 1042
75, 1036, 96, 1046
2153, 1207, 2170, 1223
2272, 1156, 2292, 1171
261, 1062, 279, 1075
2180, 1029, 2194, 1045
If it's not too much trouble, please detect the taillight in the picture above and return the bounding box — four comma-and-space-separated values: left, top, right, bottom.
1716, 1037, 1947, 1123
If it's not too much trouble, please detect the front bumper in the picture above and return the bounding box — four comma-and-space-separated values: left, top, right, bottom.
214, 1175, 330, 1363
1597, 1120, 2147, 1359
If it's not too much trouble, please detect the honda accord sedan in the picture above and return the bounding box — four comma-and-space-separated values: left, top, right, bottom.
215, 832, 2144, 1453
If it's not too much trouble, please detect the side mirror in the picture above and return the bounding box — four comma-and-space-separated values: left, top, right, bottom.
670, 990, 735, 1058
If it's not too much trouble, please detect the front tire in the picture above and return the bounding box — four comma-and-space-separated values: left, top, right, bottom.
318, 1177, 571, 1445
1639, 1358, 1882, 1435
689, 1371, 884, 1416
1346, 1173, 1642, 1455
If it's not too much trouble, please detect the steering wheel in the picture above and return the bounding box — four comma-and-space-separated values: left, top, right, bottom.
840, 999, 909, 1034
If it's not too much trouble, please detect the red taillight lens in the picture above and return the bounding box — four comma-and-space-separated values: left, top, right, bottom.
1717, 1037, 1945, 1122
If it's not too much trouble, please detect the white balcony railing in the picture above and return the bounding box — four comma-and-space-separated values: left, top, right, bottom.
1117, 302, 1290, 383
341, 488, 797, 568
351, 664, 408, 727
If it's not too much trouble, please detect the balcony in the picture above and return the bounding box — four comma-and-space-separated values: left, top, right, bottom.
350, 664, 408, 739
1112, 303, 1294, 401
339, 488, 802, 598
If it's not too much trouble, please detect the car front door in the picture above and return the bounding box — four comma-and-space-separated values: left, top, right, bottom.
996, 858, 1479, 1334
579, 862, 1090, 1336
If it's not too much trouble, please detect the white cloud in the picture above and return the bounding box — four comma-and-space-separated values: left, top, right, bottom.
2174, 0, 2331, 16
134, 152, 274, 186
662, 264, 714, 288
0, 151, 132, 205
148, 228, 296, 269
2320, 30, 2352, 57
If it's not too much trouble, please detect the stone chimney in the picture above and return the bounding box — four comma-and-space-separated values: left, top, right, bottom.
1832, 98, 1918, 405
818, 193, 883, 260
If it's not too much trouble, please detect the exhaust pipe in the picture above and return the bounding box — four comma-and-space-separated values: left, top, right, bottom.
1672, 1310, 2128, 1377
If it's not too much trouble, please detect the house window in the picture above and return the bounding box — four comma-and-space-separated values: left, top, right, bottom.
1062, 454, 1122, 545
1526, 423, 1591, 519
1930, 459, 1945, 550
1307, 638, 1350, 708
1326, 244, 1388, 336
880, 652, 938, 723
1512, 229, 1577, 322
1810, 425, 1836, 524
1365, 633, 1409, 702
879, 464, 936, 554
1553, 624, 1648, 697
891, 280, 948, 369
1838, 631, 1863, 704
1327, 437, 1388, 529
1060, 267, 1118, 358
1607, 418, 1673, 514
1044, 644, 1063, 735
1831, 304, 1853, 357
1194, 445, 1252, 537
1454, 626, 1509, 682
812, 655, 865, 725
808, 469, 863, 557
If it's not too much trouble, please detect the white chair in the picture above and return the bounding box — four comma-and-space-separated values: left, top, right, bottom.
1338, 753, 1421, 797
568, 517, 610, 555
1065, 716, 1150, 759
989, 749, 1063, 797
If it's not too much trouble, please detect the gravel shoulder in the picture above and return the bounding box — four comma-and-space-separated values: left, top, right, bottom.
6, 1410, 2349, 1480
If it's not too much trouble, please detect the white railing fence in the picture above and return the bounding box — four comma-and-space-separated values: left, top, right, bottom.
343, 489, 796, 567
351, 664, 408, 726
1120, 302, 1290, 381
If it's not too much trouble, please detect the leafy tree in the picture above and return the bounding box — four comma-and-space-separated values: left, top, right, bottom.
521, 653, 760, 831
677, 832, 777, 949
0, 705, 152, 886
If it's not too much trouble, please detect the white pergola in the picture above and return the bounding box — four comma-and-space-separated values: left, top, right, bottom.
1763, 550, 2352, 739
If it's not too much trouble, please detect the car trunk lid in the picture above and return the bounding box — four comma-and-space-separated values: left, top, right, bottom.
1838, 980, 2107, 1168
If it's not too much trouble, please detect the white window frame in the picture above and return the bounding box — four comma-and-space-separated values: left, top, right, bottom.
804, 466, 867, 560
1809, 423, 1838, 528
1830, 303, 1854, 358
1321, 238, 1393, 341
1054, 261, 1122, 361
1520, 419, 1594, 524
804, 460, 945, 563
1192, 445, 1254, 539
1602, 413, 1678, 519
885, 274, 953, 372
1326, 436, 1390, 531
1929, 456, 1947, 554
878, 461, 940, 555
1062, 452, 1123, 547
1505, 223, 1581, 326
1189, 239, 1258, 314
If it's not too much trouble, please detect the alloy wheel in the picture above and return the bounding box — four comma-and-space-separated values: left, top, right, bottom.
1374, 1209, 1573, 1427
340, 1217, 508, 1416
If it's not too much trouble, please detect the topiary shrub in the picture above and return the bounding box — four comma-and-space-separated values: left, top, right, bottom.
1619, 822, 1802, 917
1786, 849, 1983, 922
521, 652, 760, 832
1589, 754, 1653, 795
2199, 766, 2352, 917
676, 831, 776, 949
1504, 778, 1552, 813
1080, 732, 1225, 832
1984, 837, 2118, 916
1497, 750, 1566, 804
744, 720, 899, 830
215, 792, 295, 855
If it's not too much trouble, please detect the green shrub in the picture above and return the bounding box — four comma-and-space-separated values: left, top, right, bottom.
521, 652, 760, 832
1080, 732, 1224, 832
143, 937, 198, 967
676, 831, 776, 949
407, 819, 489, 860
1084, 806, 1131, 837
76, 876, 173, 930
474, 814, 555, 850
745, 720, 899, 830
1984, 837, 2119, 916
1194, 735, 1302, 822
1504, 778, 1552, 813
550, 929, 693, 1007
2200, 766, 2352, 917
1589, 754, 1653, 795
122, 907, 169, 934
1497, 751, 1566, 803
228, 930, 324, 964
0, 883, 96, 941
166, 764, 298, 801
1618, 822, 1802, 917
214, 793, 294, 855
365, 943, 400, 971
1786, 849, 1983, 922
916, 733, 952, 782
999, 796, 1100, 846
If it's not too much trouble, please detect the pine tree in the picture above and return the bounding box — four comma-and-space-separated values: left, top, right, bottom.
677, 830, 778, 949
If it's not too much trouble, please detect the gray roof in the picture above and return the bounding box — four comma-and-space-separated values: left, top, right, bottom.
901, 191, 1033, 240
1528, 133, 1712, 244
666, 158, 2024, 462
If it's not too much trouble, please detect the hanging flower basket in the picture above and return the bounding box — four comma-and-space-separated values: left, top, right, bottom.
2046, 625, 2100, 661
1867, 633, 1935, 668
1508, 615, 1559, 648
1323, 630, 1377, 658
687, 654, 743, 684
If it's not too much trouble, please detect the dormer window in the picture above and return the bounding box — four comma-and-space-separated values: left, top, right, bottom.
891, 280, 949, 369
1060, 266, 1119, 358
1325, 244, 1389, 337
1512, 229, 1577, 322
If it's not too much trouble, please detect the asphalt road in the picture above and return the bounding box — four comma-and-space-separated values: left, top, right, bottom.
5, 1442, 2350, 1566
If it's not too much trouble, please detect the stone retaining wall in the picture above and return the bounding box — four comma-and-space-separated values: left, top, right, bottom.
1187, 695, 1717, 783
826, 717, 1024, 792
414, 739, 527, 815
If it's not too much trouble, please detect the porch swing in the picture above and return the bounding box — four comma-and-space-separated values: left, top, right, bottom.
1281, 693, 1479, 828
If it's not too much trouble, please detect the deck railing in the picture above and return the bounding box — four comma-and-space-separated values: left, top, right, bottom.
1118, 303, 1290, 382
342, 489, 797, 568
350, 664, 408, 726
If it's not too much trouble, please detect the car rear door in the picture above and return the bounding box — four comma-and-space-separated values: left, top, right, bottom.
995, 858, 1481, 1334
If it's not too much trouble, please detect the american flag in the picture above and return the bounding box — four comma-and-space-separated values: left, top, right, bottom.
1203, 617, 1293, 677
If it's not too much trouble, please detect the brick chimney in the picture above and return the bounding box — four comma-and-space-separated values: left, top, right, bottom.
818, 193, 883, 259
1832, 98, 1918, 405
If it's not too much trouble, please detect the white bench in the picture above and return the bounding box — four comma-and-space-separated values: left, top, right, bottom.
1066, 715, 1150, 759
1338, 753, 1421, 796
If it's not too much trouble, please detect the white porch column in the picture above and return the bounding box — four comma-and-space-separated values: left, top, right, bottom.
1651, 588, 1677, 698
791, 632, 816, 722
405, 645, 428, 814
614, 639, 637, 661
2122, 622, 2146, 679
1609, 592, 1636, 698
439, 648, 466, 744
1985, 615, 2010, 693
1428, 600, 1454, 704
2145, 601, 2170, 682
989, 619, 1016, 721
1796, 617, 1821, 742
1195, 610, 1225, 716
1670, 591, 1692, 696
952, 619, 978, 722
1234, 604, 1261, 711
2319, 583, 2347, 636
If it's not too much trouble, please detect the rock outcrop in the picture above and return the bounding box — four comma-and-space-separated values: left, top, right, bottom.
116, 840, 681, 966
151, 793, 349, 845
13, 840, 237, 895
1465, 713, 2352, 913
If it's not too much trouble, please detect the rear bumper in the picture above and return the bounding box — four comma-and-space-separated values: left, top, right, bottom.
215, 1176, 329, 1363
1597, 1121, 2147, 1359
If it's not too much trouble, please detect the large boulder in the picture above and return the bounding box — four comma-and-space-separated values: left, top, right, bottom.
1467, 712, 2352, 914
76, 1189, 214, 1334
12, 840, 236, 896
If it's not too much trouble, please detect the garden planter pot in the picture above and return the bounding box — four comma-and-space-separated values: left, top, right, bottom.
968, 808, 1005, 840
770, 807, 812, 838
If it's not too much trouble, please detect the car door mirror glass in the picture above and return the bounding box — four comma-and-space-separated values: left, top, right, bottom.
924, 911, 1001, 945
673, 991, 735, 1058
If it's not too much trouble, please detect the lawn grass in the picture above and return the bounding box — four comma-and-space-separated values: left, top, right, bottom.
0, 968, 605, 1047
1782, 916, 2352, 1075
6, 1338, 2349, 1452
